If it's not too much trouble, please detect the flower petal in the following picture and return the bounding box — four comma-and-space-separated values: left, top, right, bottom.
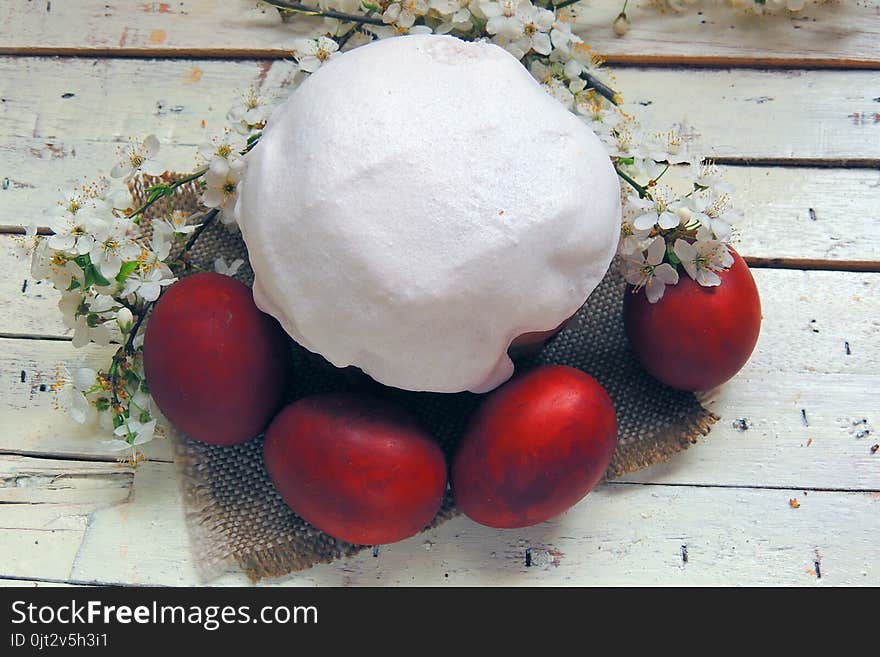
142, 134, 160, 158
646, 236, 667, 266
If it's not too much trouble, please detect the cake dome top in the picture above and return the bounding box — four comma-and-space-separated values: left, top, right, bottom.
236, 34, 620, 393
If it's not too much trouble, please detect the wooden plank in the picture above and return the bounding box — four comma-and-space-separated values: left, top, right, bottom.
0, 1, 877, 67
0, 454, 133, 504
1, 58, 878, 233
4, 165, 880, 263
0, 339, 176, 462
1, 269, 878, 490
0, 578, 75, 587
1, 456, 876, 585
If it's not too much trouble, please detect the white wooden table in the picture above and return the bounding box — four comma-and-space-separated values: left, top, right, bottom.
1, 1, 878, 587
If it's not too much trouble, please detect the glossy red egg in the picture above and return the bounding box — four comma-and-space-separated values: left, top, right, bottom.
452, 365, 617, 529
263, 393, 447, 545
624, 248, 762, 391
143, 272, 292, 445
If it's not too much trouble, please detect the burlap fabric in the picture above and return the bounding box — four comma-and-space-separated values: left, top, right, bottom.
132, 175, 718, 582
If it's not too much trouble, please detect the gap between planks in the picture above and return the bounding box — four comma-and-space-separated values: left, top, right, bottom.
2, 454, 876, 495
0, 573, 127, 587
0, 448, 173, 465
0, 240, 875, 272
1, 47, 879, 70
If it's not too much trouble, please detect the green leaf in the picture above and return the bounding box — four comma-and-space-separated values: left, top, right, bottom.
67, 279, 81, 291
139, 379, 150, 394
145, 185, 168, 204
83, 264, 111, 288
124, 369, 141, 388
73, 254, 90, 269
95, 398, 110, 412
139, 410, 151, 423
116, 261, 139, 283
617, 157, 635, 166
86, 313, 100, 328
112, 413, 125, 429
667, 248, 681, 267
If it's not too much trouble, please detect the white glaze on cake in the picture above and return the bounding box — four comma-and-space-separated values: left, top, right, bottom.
236, 35, 621, 393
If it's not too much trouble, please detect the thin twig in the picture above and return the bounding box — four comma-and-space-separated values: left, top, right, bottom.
262, 0, 387, 26
108, 207, 220, 437
615, 165, 652, 199
126, 168, 208, 219
581, 71, 620, 106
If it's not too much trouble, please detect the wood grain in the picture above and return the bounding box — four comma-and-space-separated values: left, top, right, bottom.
1, 456, 876, 585
1, 1, 878, 68
1, 58, 878, 237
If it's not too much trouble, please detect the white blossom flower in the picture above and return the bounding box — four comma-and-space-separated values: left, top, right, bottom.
110, 135, 165, 182
198, 131, 246, 170
622, 236, 680, 303
673, 237, 734, 287
603, 122, 645, 161
478, 0, 515, 19
574, 91, 621, 132
214, 256, 245, 277
529, 60, 573, 109
151, 221, 174, 261
618, 212, 651, 256
649, 124, 695, 164
693, 162, 734, 194
687, 192, 741, 240
67, 377, 96, 425
630, 188, 683, 231
613, 12, 630, 36
433, 0, 473, 33
202, 157, 246, 224
58, 290, 84, 327
116, 306, 134, 332
228, 87, 270, 134
31, 241, 84, 291
549, 21, 577, 56
292, 36, 341, 73
485, 0, 554, 58
104, 418, 157, 456
121, 262, 176, 302
89, 218, 140, 279
113, 418, 157, 444
47, 214, 98, 256
163, 209, 201, 235
59, 291, 111, 347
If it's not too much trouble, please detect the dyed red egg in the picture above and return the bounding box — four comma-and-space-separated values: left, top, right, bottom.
624, 248, 762, 391
143, 272, 292, 445
263, 393, 447, 545
452, 365, 617, 529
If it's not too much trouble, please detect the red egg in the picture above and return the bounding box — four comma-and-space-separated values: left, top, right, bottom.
452, 365, 617, 529
143, 272, 292, 445
263, 393, 447, 545
624, 247, 762, 391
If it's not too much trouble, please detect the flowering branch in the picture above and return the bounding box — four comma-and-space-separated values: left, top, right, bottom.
128, 168, 209, 221
262, 0, 387, 25
615, 164, 652, 200
30, 0, 747, 463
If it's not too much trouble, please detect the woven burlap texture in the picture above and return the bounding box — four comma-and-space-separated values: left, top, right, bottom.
131, 175, 718, 582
